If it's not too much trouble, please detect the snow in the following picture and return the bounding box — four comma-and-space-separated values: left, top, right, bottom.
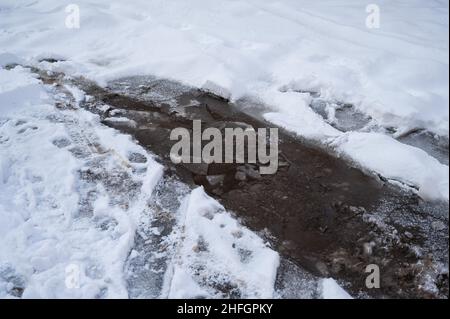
0, 67, 44, 114
0, 66, 162, 298
331, 132, 449, 201
0, 0, 449, 299
201, 80, 232, 101
104, 117, 138, 128
1, 0, 447, 201
7, 1, 450, 128
263, 92, 341, 140
266, 107, 449, 201
0, 66, 280, 298
0, 52, 24, 68
320, 278, 353, 299
64, 84, 85, 106
165, 187, 279, 298
1, 0, 448, 133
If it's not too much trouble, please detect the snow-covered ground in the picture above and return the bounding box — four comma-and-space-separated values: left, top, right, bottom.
1, 0, 448, 200
0, 66, 163, 297
0, 62, 353, 299
0, 66, 284, 298
0, 0, 448, 299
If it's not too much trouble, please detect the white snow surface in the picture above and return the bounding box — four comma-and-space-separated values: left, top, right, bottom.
331, 132, 449, 201
1, 0, 448, 200
0, 66, 162, 298
0, 67, 280, 298
165, 187, 279, 298
321, 278, 353, 299
0, 0, 448, 134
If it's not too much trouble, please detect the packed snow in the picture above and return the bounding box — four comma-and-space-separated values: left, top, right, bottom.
0, 66, 162, 297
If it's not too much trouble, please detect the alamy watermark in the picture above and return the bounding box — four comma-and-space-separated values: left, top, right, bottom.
170, 120, 279, 174
365, 264, 380, 289
366, 4, 380, 29
65, 263, 81, 289
64, 4, 380, 30
65, 4, 80, 29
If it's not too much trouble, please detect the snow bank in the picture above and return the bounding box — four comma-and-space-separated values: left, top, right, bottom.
331, 132, 449, 201
0, 0, 447, 135
165, 187, 279, 298
1, 1, 448, 200
268, 103, 449, 201
320, 278, 353, 299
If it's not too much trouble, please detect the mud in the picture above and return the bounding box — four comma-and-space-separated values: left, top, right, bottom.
35, 69, 448, 298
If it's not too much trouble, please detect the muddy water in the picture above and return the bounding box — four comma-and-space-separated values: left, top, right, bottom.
38, 71, 448, 298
